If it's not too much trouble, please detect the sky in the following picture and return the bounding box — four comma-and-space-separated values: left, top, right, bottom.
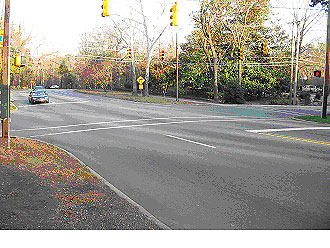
1, 0, 328, 57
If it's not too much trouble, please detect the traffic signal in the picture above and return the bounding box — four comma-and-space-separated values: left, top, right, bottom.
14, 55, 26, 67
262, 41, 268, 56
314, 70, 321, 77
101, 0, 110, 17
127, 48, 132, 59
170, 2, 178, 26
160, 50, 165, 61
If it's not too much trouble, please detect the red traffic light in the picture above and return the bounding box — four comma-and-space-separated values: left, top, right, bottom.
314, 70, 321, 78
160, 50, 165, 60
127, 48, 132, 59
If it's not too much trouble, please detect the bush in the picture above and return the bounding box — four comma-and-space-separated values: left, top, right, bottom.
315, 92, 322, 100
223, 81, 245, 104
299, 91, 311, 105
270, 98, 289, 105
299, 91, 310, 99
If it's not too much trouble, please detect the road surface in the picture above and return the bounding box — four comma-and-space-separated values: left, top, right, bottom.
10, 89, 330, 229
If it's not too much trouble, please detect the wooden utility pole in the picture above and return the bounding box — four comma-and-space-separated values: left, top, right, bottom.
289, 21, 295, 105
1, 0, 11, 148
293, 22, 300, 105
321, 1, 330, 119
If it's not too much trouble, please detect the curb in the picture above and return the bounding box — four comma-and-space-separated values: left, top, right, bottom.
30, 137, 171, 230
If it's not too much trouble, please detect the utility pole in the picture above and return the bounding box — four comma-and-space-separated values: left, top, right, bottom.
321, 1, 330, 119
289, 21, 295, 105
1, 0, 11, 148
293, 21, 300, 105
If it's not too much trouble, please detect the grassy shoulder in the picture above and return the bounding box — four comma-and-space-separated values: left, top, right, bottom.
10, 102, 17, 111
76, 89, 200, 104
295, 115, 330, 124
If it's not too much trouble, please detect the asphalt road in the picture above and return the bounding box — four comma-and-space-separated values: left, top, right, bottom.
10, 89, 330, 229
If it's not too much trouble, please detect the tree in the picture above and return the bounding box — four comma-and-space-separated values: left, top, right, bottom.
135, 0, 168, 96
310, 0, 329, 9
192, 0, 270, 102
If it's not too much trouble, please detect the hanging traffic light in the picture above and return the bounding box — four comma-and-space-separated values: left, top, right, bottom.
314, 70, 321, 77
170, 2, 178, 26
160, 50, 165, 61
14, 55, 26, 67
101, 0, 110, 17
262, 41, 268, 56
127, 48, 132, 59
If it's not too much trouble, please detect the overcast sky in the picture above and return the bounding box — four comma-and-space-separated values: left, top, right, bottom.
1, 0, 327, 57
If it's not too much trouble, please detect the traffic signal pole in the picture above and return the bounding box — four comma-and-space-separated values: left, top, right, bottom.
176, 31, 179, 101
170, 1, 179, 101
321, 1, 330, 119
1, 0, 11, 148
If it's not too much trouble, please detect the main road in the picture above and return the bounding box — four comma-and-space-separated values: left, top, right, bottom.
10, 89, 330, 229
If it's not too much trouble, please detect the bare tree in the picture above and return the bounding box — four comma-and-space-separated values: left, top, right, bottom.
136, 0, 168, 96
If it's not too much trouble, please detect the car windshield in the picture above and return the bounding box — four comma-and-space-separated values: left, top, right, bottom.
33, 90, 46, 94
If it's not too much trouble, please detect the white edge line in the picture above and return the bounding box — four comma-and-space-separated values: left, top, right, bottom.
165, 134, 217, 149
246, 127, 330, 133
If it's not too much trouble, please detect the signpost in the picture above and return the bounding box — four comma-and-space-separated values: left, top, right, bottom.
137, 76, 145, 96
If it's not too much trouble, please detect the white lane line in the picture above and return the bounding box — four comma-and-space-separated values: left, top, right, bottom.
165, 134, 217, 149
246, 127, 330, 133
27, 119, 240, 138
47, 101, 91, 105
12, 116, 258, 132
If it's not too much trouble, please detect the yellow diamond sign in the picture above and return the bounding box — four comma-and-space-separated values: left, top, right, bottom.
136, 76, 145, 85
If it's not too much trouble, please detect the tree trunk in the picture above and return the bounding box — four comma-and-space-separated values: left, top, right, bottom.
143, 52, 152, 97
213, 57, 219, 103
132, 62, 137, 96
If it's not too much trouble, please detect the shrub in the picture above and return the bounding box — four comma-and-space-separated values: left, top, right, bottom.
299, 91, 310, 99
223, 81, 245, 104
315, 92, 322, 100
299, 91, 311, 105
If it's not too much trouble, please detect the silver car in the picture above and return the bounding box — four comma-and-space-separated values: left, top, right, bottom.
28, 89, 49, 104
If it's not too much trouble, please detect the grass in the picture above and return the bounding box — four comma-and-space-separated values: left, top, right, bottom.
295, 115, 330, 124
10, 102, 17, 111
77, 89, 196, 105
